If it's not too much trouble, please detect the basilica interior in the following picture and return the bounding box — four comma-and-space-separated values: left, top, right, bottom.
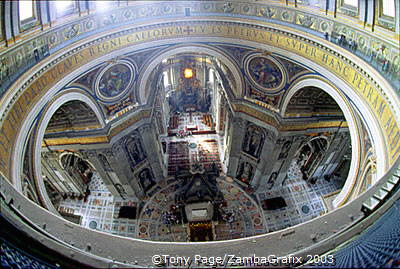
0, 0, 399, 268
33, 51, 356, 242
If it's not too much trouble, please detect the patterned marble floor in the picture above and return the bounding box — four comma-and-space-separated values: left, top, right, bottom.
164, 112, 222, 176
137, 178, 266, 241
256, 161, 342, 233
58, 174, 139, 237
57, 162, 342, 240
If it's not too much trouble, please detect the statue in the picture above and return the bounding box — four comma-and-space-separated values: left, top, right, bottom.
237, 161, 254, 184
138, 168, 155, 191
243, 125, 264, 158
126, 136, 145, 166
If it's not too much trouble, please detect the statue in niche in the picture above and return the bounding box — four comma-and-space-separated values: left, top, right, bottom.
125, 135, 146, 167
236, 161, 254, 185
115, 183, 127, 198
278, 140, 292, 160
242, 125, 265, 158
266, 172, 277, 190
98, 154, 113, 172
296, 144, 314, 180
138, 168, 155, 192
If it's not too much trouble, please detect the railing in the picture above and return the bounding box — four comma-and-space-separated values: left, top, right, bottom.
0, 155, 399, 267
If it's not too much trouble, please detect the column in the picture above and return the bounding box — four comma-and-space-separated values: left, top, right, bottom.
4, 1, 14, 45
366, 0, 375, 29
359, 0, 367, 25
273, 136, 306, 188
327, 0, 337, 16
395, 0, 400, 35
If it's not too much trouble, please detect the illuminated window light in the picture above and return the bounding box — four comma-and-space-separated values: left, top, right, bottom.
55, 0, 74, 13
19, 0, 34, 21
95, 1, 113, 12
343, 0, 358, 7
184, 68, 193, 79
382, 0, 395, 17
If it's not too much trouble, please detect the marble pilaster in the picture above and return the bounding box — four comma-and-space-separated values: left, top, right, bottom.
226, 117, 246, 178
273, 136, 306, 188
80, 150, 121, 198
110, 140, 140, 197
138, 123, 165, 181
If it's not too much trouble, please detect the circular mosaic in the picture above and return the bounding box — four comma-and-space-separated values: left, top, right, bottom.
245, 55, 285, 93
301, 205, 310, 214
95, 60, 135, 102
89, 220, 97, 229
188, 142, 197, 149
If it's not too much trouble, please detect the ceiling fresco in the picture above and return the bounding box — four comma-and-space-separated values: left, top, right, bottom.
245, 55, 285, 92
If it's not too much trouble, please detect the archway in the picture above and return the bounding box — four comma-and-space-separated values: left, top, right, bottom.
30, 90, 105, 213
281, 78, 362, 207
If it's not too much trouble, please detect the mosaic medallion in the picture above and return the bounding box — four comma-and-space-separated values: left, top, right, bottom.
95, 60, 135, 102
245, 55, 285, 93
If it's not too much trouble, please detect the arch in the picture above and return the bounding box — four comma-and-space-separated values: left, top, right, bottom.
16, 89, 105, 213
6, 21, 392, 213
280, 77, 365, 208
295, 136, 330, 157
59, 152, 95, 186
0, 16, 398, 266
136, 44, 245, 104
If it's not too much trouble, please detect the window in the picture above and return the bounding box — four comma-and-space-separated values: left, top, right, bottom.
382, 0, 395, 17
19, 0, 34, 21
377, 0, 396, 31
95, 1, 114, 12
343, 0, 358, 7
19, 0, 40, 32
55, 0, 76, 18
337, 0, 359, 17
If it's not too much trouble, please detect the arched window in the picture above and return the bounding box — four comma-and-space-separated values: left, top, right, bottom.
343, 0, 358, 7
